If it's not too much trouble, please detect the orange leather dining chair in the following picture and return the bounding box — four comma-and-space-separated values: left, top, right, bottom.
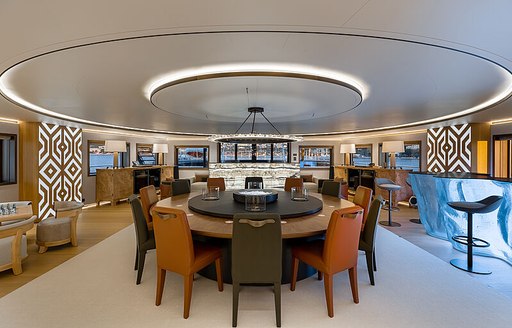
151, 206, 223, 319
207, 177, 226, 191
353, 186, 373, 231
139, 185, 158, 230
284, 177, 303, 192
290, 206, 363, 318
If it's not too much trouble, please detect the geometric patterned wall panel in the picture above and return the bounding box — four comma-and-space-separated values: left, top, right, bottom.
38, 123, 82, 219
427, 123, 471, 173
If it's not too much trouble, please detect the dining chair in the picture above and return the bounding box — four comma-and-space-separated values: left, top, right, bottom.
284, 177, 303, 192
353, 186, 373, 231
139, 185, 158, 230
232, 213, 282, 327
321, 180, 348, 199
244, 176, 264, 189
207, 177, 226, 191
171, 179, 191, 196
290, 205, 363, 318
128, 195, 156, 285
0, 215, 36, 275
151, 206, 223, 319
359, 196, 384, 285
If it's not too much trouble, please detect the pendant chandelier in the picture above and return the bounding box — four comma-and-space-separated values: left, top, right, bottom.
208, 107, 303, 144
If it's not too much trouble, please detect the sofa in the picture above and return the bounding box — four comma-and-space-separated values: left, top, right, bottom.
188, 174, 209, 192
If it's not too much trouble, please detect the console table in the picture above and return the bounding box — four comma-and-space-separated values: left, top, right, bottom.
95, 165, 173, 205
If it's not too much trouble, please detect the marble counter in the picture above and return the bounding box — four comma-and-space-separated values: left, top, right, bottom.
409, 172, 512, 265
209, 163, 300, 190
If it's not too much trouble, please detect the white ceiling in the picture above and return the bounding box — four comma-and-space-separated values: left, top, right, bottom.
1, 1, 512, 137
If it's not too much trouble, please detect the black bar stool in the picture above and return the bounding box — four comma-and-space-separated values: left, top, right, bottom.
448, 195, 503, 275
375, 178, 402, 227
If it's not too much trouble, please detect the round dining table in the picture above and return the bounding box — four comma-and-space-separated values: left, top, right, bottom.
152, 190, 356, 283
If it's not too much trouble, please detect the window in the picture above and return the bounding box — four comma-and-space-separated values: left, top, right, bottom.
299, 146, 333, 168
353, 144, 372, 166
136, 143, 156, 165
88, 140, 130, 176
378, 141, 421, 171
0, 133, 16, 185
218, 143, 290, 163
175, 146, 209, 168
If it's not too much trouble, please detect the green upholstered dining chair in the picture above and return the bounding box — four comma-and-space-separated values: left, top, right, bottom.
232, 213, 282, 327
321, 180, 348, 199
128, 195, 155, 285
171, 179, 191, 196
244, 176, 264, 189
359, 196, 384, 285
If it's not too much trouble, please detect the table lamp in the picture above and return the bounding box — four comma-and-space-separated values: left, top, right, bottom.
339, 143, 356, 166
104, 140, 126, 168
382, 141, 404, 168
152, 143, 169, 165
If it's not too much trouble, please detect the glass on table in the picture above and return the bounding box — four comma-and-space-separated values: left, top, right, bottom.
245, 195, 267, 212
291, 187, 308, 201
202, 186, 220, 200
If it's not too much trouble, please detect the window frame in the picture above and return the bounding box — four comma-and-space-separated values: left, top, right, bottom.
0, 133, 17, 185
87, 140, 130, 176
217, 143, 290, 163
352, 144, 373, 167
298, 145, 333, 169
174, 145, 210, 169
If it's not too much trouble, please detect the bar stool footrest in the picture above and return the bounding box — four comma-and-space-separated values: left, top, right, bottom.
452, 235, 490, 248
379, 220, 401, 227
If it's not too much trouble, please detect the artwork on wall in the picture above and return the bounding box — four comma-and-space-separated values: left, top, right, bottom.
38, 123, 82, 219
427, 124, 471, 173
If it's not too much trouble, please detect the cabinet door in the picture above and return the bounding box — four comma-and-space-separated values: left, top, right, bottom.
113, 169, 133, 200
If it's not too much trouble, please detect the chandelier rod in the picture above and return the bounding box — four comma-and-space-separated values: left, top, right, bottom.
251, 111, 257, 133
234, 111, 254, 134
260, 112, 282, 135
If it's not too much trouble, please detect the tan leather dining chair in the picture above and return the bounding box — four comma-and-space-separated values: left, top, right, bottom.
284, 177, 303, 192
290, 205, 363, 318
151, 206, 223, 319
353, 186, 373, 231
207, 177, 226, 191
139, 185, 158, 230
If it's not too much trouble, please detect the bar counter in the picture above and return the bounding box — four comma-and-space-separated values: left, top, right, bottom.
409, 172, 512, 265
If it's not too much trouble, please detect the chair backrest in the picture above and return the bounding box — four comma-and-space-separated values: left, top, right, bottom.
284, 177, 303, 192
207, 177, 226, 191
54, 201, 83, 221
353, 186, 373, 230
323, 206, 363, 273
139, 185, 158, 226
321, 181, 346, 199
151, 207, 194, 275
361, 196, 384, 247
171, 179, 191, 196
232, 213, 282, 283
244, 177, 264, 189
128, 195, 152, 248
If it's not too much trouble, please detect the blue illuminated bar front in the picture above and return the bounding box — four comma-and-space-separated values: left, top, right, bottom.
409, 172, 512, 265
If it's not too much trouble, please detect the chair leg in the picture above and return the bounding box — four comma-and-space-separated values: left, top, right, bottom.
317, 271, 323, 281
38, 245, 48, 254
373, 250, 377, 271
324, 273, 334, 318
183, 274, 194, 319
365, 251, 375, 286
70, 219, 78, 247
290, 256, 299, 291
274, 282, 281, 327
232, 282, 239, 327
348, 266, 359, 304
134, 246, 138, 270
155, 268, 166, 306
215, 257, 224, 292
136, 251, 146, 285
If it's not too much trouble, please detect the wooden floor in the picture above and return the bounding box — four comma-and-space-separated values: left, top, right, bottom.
0, 202, 133, 297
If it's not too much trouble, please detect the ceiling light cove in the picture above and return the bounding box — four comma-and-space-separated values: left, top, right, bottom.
145, 63, 368, 102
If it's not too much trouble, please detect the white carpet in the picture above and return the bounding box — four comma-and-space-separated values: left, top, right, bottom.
1, 225, 512, 328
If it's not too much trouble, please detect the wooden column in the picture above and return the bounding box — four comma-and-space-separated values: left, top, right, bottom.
19, 122, 39, 217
